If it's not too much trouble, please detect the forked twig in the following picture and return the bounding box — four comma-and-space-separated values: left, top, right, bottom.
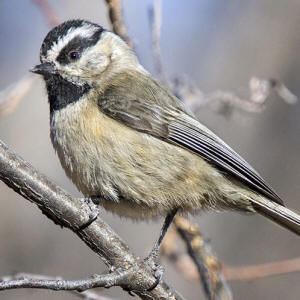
175, 76, 297, 115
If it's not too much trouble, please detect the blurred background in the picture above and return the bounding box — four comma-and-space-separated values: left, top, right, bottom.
0, 0, 300, 299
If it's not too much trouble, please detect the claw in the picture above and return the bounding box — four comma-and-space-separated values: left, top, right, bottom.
76, 197, 100, 232
143, 255, 164, 291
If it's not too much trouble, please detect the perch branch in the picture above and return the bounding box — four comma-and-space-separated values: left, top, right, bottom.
174, 76, 297, 115
0, 270, 134, 291
0, 140, 185, 300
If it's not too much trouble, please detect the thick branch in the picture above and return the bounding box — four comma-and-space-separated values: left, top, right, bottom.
0, 140, 184, 300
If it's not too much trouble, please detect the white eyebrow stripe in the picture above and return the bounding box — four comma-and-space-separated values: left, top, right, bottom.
45, 23, 99, 62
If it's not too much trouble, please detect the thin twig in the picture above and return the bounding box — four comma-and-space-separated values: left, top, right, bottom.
104, 0, 133, 48
79, 290, 118, 300
0, 270, 133, 291
33, 0, 60, 27
174, 76, 297, 115
173, 216, 232, 300
162, 226, 300, 283
223, 257, 300, 281
0, 273, 119, 300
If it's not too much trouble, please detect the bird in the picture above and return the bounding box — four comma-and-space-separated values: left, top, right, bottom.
31, 19, 300, 262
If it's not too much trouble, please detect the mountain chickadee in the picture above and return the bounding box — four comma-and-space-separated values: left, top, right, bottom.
31, 20, 300, 264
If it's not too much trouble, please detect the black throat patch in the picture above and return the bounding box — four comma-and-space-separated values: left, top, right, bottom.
44, 73, 91, 114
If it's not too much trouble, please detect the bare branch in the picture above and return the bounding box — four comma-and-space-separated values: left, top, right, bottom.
0, 140, 185, 300
32, 0, 60, 27
0, 273, 120, 300
161, 226, 199, 282
175, 76, 297, 115
173, 217, 232, 300
223, 257, 300, 281
162, 229, 300, 283
104, 0, 133, 49
0, 270, 133, 291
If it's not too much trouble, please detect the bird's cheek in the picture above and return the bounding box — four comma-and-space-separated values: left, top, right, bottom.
84, 54, 110, 75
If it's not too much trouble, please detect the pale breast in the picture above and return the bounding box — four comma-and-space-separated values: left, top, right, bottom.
50, 97, 254, 218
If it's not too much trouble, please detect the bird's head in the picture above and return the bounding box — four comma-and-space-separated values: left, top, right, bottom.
32, 19, 142, 86
31, 19, 145, 112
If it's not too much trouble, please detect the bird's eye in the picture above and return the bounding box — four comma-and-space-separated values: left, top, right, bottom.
69, 51, 80, 61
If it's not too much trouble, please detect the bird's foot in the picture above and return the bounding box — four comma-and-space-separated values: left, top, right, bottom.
113, 250, 164, 296
142, 253, 164, 291
76, 196, 100, 231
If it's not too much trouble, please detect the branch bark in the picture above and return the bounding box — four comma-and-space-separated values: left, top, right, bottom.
0, 270, 134, 291
174, 217, 232, 300
0, 273, 119, 300
0, 140, 185, 300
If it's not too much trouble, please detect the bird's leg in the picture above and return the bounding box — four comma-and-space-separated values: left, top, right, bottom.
148, 208, 178, 262
76, 196, 100, 231
143, 208, 178, 290
112, 209, 178, 294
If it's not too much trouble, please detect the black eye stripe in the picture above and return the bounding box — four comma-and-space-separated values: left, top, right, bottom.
56, 28, 104, 65
40, 19, 105, 63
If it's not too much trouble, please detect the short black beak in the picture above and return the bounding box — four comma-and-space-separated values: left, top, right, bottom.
30, 62, 55, 75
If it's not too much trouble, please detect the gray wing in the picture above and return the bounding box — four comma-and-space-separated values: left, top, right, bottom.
98, 71, 284, 205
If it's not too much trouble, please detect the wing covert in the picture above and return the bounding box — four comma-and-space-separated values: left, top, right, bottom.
98, 71, 284, 205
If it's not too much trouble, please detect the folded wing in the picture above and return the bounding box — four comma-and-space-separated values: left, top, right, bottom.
98, 71, 284, 206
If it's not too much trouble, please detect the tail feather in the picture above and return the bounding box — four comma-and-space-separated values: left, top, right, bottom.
250, 197, 300, 236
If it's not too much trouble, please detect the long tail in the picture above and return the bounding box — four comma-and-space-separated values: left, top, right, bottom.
250, 197, 300, 236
